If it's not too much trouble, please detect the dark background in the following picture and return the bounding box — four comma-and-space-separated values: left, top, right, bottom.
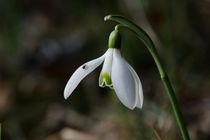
0, 0, 210, 139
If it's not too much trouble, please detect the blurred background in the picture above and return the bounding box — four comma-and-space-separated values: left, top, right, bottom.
0, 0, 210, 139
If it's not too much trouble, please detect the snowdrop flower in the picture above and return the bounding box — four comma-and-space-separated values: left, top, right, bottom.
64, 29, 143, 109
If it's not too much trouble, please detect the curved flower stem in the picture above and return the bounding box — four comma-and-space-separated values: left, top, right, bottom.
105, 15, 190, 140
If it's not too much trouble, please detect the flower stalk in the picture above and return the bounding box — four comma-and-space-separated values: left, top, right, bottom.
104, 15, 190, 140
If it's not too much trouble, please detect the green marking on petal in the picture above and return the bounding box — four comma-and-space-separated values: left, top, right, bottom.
99, 72, 113, 88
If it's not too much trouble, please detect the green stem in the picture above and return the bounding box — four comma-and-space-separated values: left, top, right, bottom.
105, 15, 190, 140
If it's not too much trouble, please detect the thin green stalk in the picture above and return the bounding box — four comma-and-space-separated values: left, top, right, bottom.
105, 15, 190, 140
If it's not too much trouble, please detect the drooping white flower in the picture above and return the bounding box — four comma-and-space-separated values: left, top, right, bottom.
64, 30, 143, 110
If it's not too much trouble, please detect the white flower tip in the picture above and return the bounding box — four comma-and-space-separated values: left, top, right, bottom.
64, 87, 71, 100
64, 94, 68, 100
128, 102, 143, 110
141, 101, 144, 108
128, 103, 141, 110
138, 103, 143, 109
136, 95, 143, 109
129, 106, 136, 110
64, 92, 69, 100
104, 15, 111, 21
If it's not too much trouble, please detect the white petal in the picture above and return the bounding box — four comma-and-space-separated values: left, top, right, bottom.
64, 53, 106, 99
125, 62, 143, 109
100, 48, 114, 73
111, 49, 136, 109
99, 48, 114, 87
